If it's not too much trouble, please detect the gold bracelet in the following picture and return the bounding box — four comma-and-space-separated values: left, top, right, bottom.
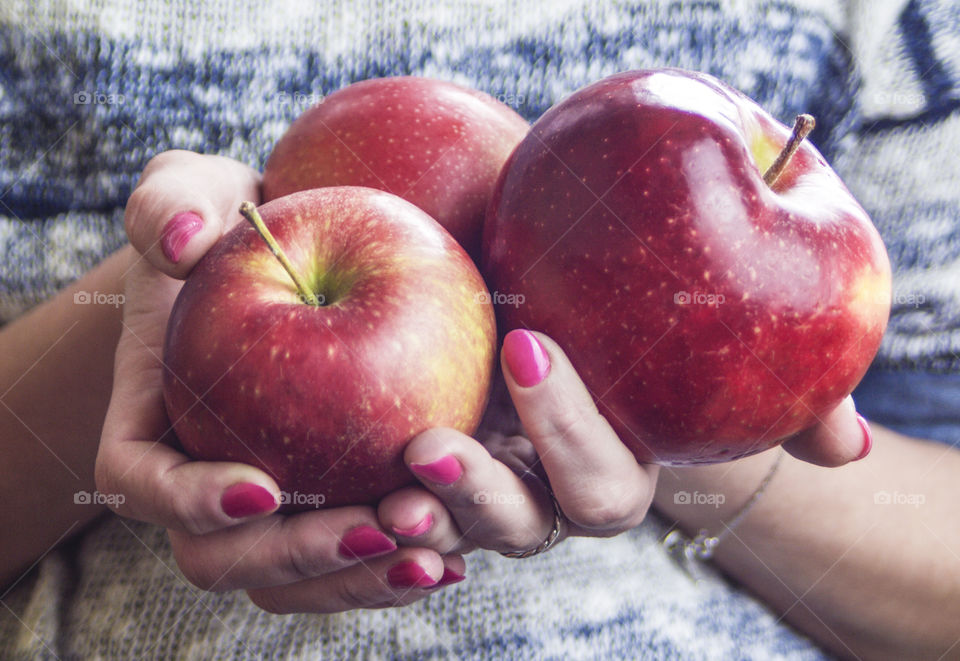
662, 449, 783, 575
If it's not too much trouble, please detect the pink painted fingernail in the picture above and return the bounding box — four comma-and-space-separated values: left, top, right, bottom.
338, 526, 397, 559
435, 566, 466, 586
854, 413, 873, 461
392, 513, 434, 538
410, 456, 463, 485
503, 329, 551, 387
161, 211, 203, 263
387, 561, 437, 589
221, 483, 277, 518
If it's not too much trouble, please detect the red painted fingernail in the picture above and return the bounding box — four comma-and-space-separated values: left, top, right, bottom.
392, 513, 434, 538
854, 414, 873, 461
161, 211, 203, 263
503, 329, 551, 387
410, 456, 463, 485
338, 526, 397, 559
221, 483, 277, 518
387, 561, 437, 589
436, 566, 466, 586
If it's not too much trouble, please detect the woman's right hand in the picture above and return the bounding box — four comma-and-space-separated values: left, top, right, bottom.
96, 150, 464, 614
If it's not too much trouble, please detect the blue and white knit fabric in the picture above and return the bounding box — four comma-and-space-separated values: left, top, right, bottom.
1, 0, 958, 658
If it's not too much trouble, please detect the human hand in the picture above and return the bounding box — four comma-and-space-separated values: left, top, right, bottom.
377, 330, 659, 557
378, 328, 872, 559
96, 150, 463, 614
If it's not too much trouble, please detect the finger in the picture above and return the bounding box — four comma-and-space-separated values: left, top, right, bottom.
124, 150, 261, 278
501, 330, 656, 533
380, 432, 549, 553
169, 507, 400, 591
96, 276, 281, 534
403, 428, 557, 553
781, 396, 871, 467
96, 436, 282, 535
245, 549, 463, 614
377, 486, 477, 554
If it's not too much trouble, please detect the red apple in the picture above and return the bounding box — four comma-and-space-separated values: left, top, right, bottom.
483, 68, 891, 465
163, 187, 497, 509
262, 76, 529, 259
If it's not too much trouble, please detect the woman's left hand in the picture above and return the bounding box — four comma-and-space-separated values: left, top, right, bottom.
378, 329, 870, 558
377, 330, 657, 556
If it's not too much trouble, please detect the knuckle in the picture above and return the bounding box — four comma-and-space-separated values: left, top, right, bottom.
122, 185, 158, 244
159, 467, 213, 535
281, 519, 329, 581
168, 494, 211, 536
124, 150, 198, 244
566, 487, 643, 531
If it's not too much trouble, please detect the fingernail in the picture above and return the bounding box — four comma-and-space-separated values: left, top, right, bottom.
392, 513, 434, 538
435, 566, 466, 587
338, 526, 397, 559
221, 483, 277, 518
161, 211, 203, 263
854, 413, 873, 461
410, 456, 463, 485
387, 561, 437, 589
503, 329, 551, 387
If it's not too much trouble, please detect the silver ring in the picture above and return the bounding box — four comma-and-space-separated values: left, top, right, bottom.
500, 484, 563, 559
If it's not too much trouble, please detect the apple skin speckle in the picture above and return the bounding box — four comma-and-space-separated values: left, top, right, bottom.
482, 68, 891, 465
162, 187, 497, 510
262, 77, 529, 262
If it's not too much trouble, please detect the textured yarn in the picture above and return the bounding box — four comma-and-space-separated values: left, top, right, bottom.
1, 0, 958, 659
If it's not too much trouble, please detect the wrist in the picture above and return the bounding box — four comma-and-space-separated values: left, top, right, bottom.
653, 448, 785, 539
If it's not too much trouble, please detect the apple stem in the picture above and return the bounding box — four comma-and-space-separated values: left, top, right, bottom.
239, 201, 320, 306
762, 114, 816, 187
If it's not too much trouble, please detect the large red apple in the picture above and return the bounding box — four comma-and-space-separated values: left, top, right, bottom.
483, 68, 891, 465
262, 76, 529, 259
163, 187, 497, 509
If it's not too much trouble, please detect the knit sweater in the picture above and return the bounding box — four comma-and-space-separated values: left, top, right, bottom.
0, 0, 958, 659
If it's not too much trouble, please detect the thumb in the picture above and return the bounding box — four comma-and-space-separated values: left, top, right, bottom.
781, 395, 873, 467
96, 261, 281, 534
124, 150, 261, 279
